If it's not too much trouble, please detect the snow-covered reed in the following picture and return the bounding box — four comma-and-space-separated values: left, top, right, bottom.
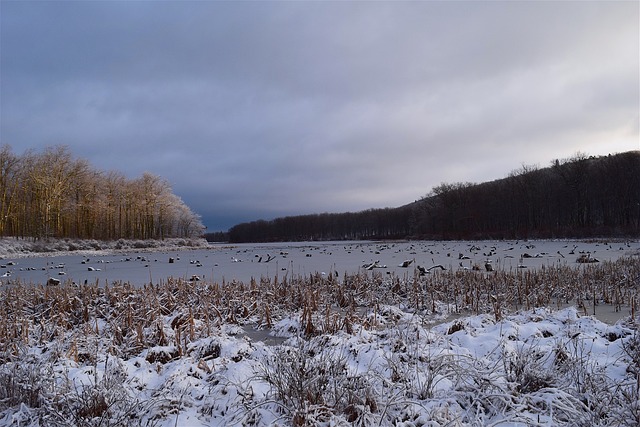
0, 255, 639, 426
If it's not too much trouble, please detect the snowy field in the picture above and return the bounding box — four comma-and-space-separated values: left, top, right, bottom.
0, 239, 639, 426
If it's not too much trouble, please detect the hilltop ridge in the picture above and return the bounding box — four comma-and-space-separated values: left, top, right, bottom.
213, 151, 640, 243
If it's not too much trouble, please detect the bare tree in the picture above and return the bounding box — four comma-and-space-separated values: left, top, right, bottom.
0, 145, 204, 240
0, 145, 21, 237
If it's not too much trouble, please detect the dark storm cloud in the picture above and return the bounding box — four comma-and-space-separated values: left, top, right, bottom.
1, 1, 638, 230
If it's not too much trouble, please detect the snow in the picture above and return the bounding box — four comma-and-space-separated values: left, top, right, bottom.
2, 303, 639, 426
0, 239, 639, 426
0, 237, 209, 255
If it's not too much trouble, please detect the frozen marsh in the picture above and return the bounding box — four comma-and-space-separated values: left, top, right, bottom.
1, 239, 638, 287
0, 239, 639, 426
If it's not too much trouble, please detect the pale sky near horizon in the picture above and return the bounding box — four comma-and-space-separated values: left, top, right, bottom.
1, 1, 638, 231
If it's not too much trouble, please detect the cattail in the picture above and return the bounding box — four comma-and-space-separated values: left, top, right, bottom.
189, 307, 195, 341
264, 304, 272, 329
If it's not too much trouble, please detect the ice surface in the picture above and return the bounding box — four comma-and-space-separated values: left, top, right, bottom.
1, 239, 637, 287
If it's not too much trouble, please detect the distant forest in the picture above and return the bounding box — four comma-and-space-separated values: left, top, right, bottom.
213, 151, 640, 243
0, 145, 205, 240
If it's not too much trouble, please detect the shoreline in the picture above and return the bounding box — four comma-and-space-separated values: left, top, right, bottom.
0, 237, 210, 259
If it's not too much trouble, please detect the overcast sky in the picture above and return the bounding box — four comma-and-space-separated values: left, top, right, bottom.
1, 1, 638, 231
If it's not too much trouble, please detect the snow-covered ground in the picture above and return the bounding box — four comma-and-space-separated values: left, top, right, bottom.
1, 301, 638, 426
0, 237, 209, 258
0, 239, 639, 426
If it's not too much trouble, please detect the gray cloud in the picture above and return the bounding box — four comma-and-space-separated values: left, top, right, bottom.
1, 1, 638, 230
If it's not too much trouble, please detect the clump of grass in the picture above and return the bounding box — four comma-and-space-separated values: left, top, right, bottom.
259, 337, 377, 426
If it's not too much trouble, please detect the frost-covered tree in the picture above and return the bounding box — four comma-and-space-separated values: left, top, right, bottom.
0, 145, 204, 240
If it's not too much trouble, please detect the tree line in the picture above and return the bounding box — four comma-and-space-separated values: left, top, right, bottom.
223, 151, 640, 243
0, 145, 204, 240
222, 208, 411, 243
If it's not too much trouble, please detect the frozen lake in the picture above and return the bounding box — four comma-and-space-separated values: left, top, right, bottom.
1, 239, 638, 287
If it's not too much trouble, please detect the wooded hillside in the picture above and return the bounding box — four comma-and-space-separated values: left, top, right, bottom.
0, 145, 204, 240
225, 151, 640, 242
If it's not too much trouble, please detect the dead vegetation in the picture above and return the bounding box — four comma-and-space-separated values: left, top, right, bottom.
0, 256, 639, 358
0, 256, 639, 425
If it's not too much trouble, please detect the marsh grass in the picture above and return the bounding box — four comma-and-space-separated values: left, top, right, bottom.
0, 255, 639, 425
1, 256, 639, 361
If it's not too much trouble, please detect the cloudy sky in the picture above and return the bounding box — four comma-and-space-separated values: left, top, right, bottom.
1, 1, 638, 231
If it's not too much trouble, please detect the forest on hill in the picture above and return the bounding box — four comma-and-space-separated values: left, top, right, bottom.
0, 145, 204, 240
222, 151, 640, 243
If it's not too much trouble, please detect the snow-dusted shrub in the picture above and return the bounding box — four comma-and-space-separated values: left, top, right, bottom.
384, 325, 457, 401
45, 357, 156, 427
144, 346, 180, 364
0, 353, 55, 410
502, 340, 555, 394
616, 331, 640, 426
88, 240, 103, 250
66, 240, 80, 251
29, 241, 54, 253
553, 334, 620, 425
260, 337, 378, 426
173, 239, 187, 247
622, 330, 640, 377
131, 240, 151, 249
187, 337, 221, 360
